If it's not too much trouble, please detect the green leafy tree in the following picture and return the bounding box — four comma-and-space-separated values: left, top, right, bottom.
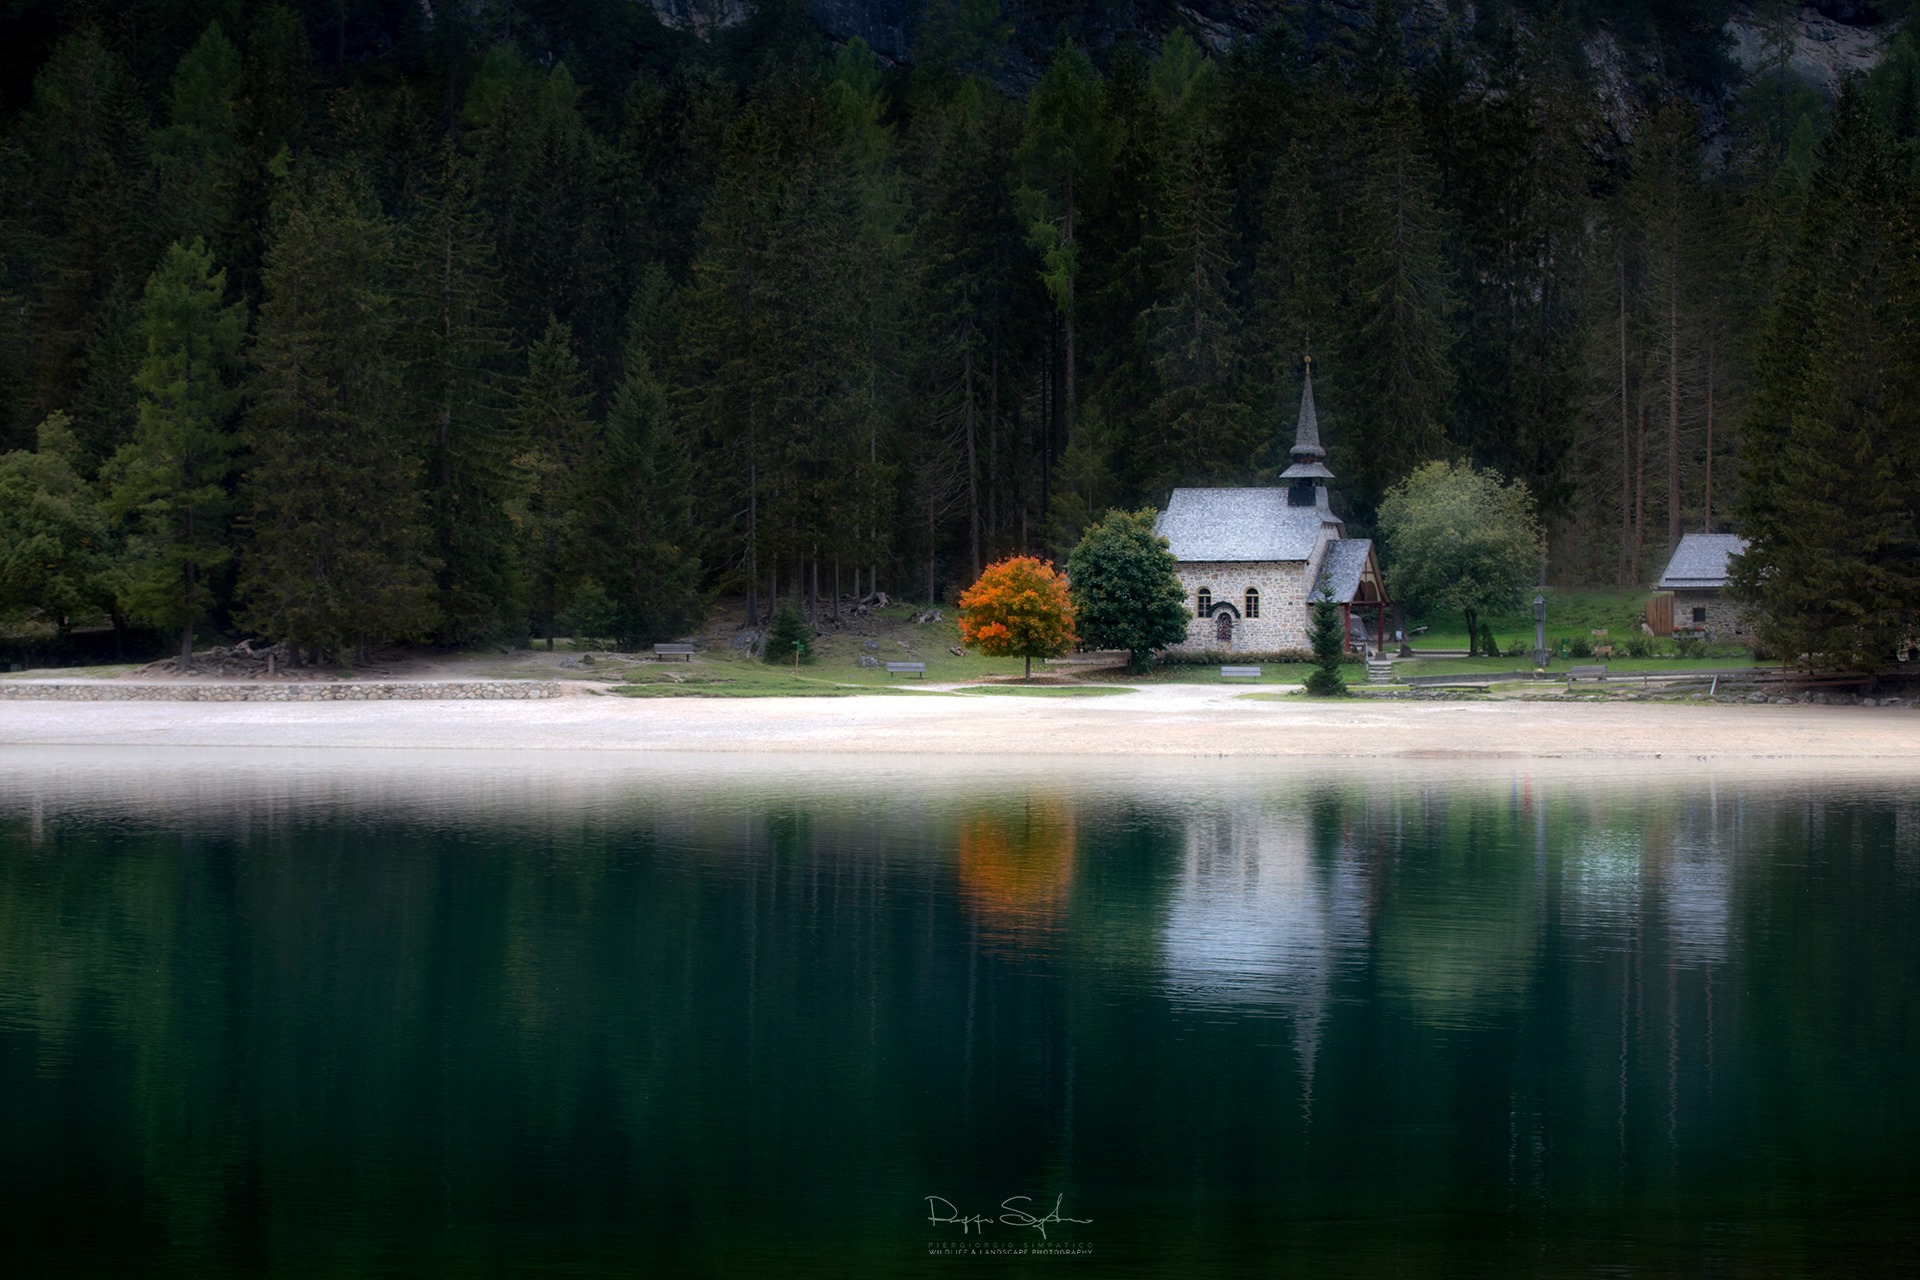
0, 413, 113, 636
509, 318, 594, 651
240, 171, 434, 660
1065, 508, 1188, 672
1304, 588, 1349, 696
102, 239, 247, 664
1378, 461, 1543, 657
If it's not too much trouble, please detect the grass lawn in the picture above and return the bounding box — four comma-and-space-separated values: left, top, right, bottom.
1407, 588, 1652, 652
1397, 654, 1766, 679
1129, 661, 1338, 685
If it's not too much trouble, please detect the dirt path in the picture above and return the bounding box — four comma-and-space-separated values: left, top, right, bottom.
3, 684, 1916, 761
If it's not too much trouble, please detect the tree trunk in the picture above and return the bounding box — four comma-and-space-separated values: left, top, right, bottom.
1668, 275, 1682, 550
178, 554, 196, 665
744, 456, 759, 627
1464, 606, 1479, 658
1632, 398, 1647, 585
1617, 247, 1632, 588
1024, 653, 1031, 681
965, 340, 980, 581
833, 559, 841, 624
809, 555, 819, 629
1704, 338, 1715, 532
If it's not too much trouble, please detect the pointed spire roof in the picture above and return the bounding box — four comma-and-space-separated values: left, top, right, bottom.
1279, 357, 1334, 481
1291, 359, 1325, 461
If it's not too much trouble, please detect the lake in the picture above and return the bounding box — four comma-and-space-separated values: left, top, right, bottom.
3, 750, 1917, 1276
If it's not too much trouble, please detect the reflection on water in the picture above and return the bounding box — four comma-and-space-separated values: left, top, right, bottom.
2, 750, 1919, 1276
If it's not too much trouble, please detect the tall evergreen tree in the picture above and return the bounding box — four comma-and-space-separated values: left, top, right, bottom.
580, 329, 703, 650
0, 413, 114, 638
152, 22, 244, 256
1731, 85, 1920, 669
240, 171, 433, 659
1339, 72, 1454, 521
509, 317, 594, 651
396, 143, 517, 643
102, 239, 247, 664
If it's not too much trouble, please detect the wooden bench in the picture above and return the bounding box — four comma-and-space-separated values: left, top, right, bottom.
653, 643, 694, 661
886, 662, 926, 678
1567, 664, 1608, 684
1219, 665, 1262, 679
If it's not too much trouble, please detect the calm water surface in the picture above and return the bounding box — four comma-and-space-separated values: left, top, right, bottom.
2, 750, 1918, 1277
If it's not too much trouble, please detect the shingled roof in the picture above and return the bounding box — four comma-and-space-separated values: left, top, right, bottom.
1318, 539, 1374, 604
1656, 534, 1748, 590
1155, 489, 1340, 563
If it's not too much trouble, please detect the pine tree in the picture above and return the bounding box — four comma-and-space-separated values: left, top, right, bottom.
153, 22, 244, 256
1305, 589, 1350, 696
396, 143, 517, 643
580, 334, 703, 651
509, 318, 594, 651
240, 171, 434, 660
1731, 85, 1920, 669
1141, 33, 1251, 491
17, 27, 152, 426
1339, 78, 1454, 519
102, 239, 247, 664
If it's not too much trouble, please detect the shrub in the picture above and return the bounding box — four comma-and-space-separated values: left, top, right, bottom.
762, 605, 813, 665
1623, 634, 1654, 659
1569, 635, 1594, 659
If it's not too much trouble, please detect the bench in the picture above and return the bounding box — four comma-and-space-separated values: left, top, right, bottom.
886, 662, 925, 678
653, 643, 694, 661
1219, 665, 1262, 679
1567, 664, 1608, 684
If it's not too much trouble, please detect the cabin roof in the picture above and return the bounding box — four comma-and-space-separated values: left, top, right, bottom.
1319, 539, 1374, 604
1656, 534, 1748, 590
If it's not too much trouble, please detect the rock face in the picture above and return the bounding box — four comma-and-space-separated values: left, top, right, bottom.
639, 0, 1895, 108
1725, 3, 1893, 101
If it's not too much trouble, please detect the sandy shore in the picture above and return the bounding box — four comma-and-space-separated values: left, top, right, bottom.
3, 682, 1917, 761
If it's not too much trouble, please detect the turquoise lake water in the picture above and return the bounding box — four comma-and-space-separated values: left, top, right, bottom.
2, 751, 1917, 1276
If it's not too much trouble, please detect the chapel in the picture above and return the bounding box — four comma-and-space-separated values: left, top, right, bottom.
1154, 363, 1391, 656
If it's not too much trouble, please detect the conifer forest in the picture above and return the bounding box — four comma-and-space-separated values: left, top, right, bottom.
2, 0, 1917, 659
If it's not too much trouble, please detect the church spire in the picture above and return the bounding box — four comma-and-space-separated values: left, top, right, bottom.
1279, 356, 1335, 506
1290, 355, 1326, 463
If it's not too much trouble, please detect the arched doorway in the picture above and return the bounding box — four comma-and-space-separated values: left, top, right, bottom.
1215, 610, 1234, 644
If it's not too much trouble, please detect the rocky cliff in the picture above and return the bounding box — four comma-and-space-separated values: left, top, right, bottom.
641, 0, 1899, 105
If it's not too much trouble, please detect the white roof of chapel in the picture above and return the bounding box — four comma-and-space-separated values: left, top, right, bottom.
1155, 489, 1340, 563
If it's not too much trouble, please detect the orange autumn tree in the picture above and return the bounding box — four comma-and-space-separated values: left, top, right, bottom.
958, 556, 1077, 680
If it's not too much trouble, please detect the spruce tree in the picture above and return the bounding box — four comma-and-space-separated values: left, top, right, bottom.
1731, 84, 1920, 669
1305, 589, 1350, 696
153, 22, 244, 255
397, 143, 516, 643
509, 318, 594, 651
240, 171, 434, 660
581, 329, 702, 651
102, 239, 247, 664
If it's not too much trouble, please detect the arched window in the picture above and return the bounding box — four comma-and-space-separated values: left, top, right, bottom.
1196, 588, 1211, 618
1244, 587, 1260, 619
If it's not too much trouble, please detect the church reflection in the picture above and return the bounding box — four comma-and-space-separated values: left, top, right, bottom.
1158, 798, 1373, 1103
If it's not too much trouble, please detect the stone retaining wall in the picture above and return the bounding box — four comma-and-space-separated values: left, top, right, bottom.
0, 680, 565, 702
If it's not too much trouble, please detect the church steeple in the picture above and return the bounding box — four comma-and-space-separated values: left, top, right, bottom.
1279, 356, 1335, 507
